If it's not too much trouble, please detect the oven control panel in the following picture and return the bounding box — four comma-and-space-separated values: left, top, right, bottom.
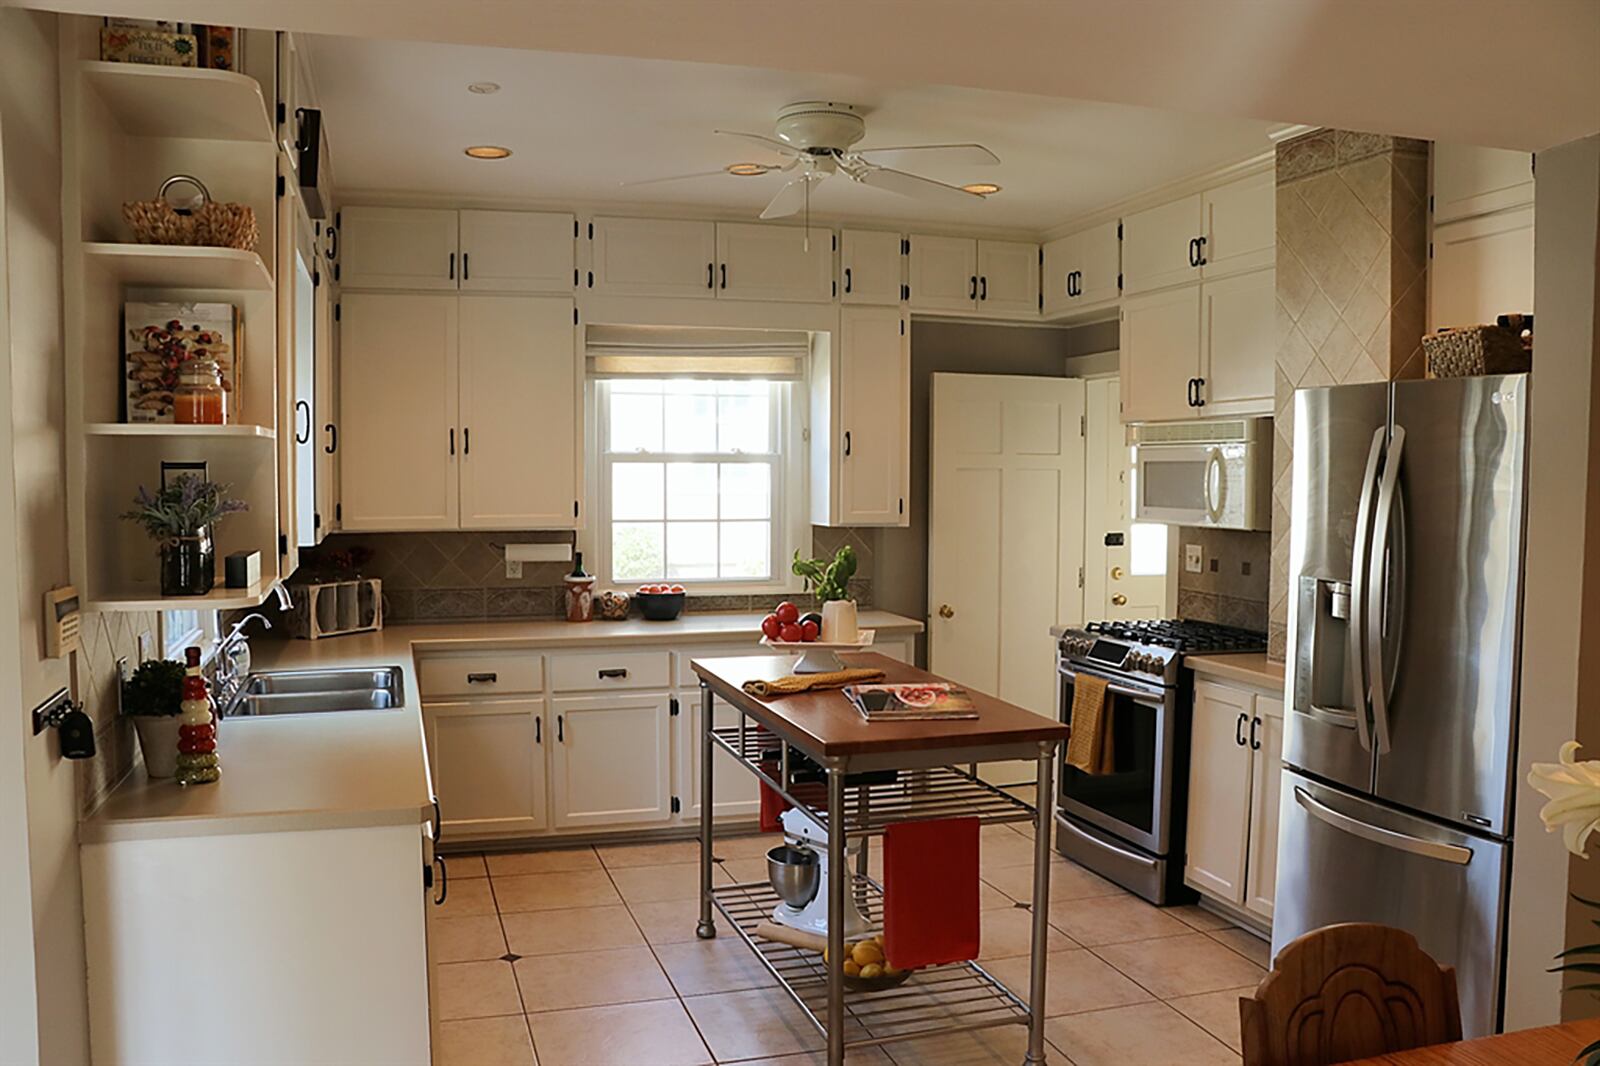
1057, 631, 1177, 683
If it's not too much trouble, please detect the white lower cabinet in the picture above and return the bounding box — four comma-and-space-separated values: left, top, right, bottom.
680, 691, 763, 820
551, 693, 674, 828
425, 698, 547, 838
1184, 677, 1284, 922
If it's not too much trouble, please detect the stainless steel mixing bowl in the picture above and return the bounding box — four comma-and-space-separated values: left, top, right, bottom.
767, 844, 820, 907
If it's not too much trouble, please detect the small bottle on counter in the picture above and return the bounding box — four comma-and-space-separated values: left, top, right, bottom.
565, 551, 596, 623
175, 645, 220, 786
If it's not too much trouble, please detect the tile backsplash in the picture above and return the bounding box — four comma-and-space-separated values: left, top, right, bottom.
292, 526, 876, 623
1175, 526, 1271, 633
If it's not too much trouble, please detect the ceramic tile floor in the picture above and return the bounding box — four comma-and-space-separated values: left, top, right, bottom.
434, 820, 1266, 1065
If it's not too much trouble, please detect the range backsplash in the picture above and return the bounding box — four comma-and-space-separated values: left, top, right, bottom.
289, 527, 875, 623
1174, 526, 1271, 633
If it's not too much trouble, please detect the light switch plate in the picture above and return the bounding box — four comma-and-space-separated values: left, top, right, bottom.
138, 630, 157, 663
506, 559, 523, 579
1184, 544, 1204, 573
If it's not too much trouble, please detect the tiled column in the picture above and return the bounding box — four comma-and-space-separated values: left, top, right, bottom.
1267, 130, 1430, 660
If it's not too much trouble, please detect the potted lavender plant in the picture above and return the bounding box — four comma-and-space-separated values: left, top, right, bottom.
120, 474, 248, 595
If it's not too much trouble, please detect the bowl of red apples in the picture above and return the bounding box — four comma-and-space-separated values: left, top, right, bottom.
760, 601, 823, 644
635, 584, 686, 620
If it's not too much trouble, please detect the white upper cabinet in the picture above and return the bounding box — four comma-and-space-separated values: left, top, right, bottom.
1120, 285, 1201, 423
1201, 170, 1275, 280
1199, 267, 1276, 414
1043, 219, 1121, 317
1432, 144, 1534, 224
1122, 194, 1202, 295
840, 228, 904, 305
338, 293, 460, 530
908, 234, 979, 312
458, 296, 579, 530
458, 210, 575, 293
339, 206, 459, 291
813, 306, 910, 527
716, 222, 835, 303
976, 239, 1041, 316
590, 217, 717, 299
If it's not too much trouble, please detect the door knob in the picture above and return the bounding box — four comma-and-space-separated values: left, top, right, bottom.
1111, 594, 1128, 606
1110, 566, 1124, 580
938, 604, 955, 619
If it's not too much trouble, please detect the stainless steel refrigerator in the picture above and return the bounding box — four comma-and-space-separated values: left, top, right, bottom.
1275, 373, 1528, 1037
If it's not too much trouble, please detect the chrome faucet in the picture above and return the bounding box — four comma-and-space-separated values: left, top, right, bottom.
216, 612, 272, 712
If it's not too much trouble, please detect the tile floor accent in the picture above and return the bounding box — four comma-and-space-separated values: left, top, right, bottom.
437, 822, 1266, 1064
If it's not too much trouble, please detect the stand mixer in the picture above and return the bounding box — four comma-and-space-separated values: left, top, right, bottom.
767, 808, 872, 937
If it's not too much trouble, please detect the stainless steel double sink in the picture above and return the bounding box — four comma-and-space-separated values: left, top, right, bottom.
222, 666, 406, 717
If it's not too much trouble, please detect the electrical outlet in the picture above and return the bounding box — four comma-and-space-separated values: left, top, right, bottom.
1184, 544, 1204, 573
506, 559, 523, 580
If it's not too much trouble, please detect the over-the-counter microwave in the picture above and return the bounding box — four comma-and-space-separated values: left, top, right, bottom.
1132, 418, 1272, 530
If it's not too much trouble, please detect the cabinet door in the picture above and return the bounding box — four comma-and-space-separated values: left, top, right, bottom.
339, 206, 459, 291
338, 293, 459, 530
590, 217, 717, 299
550, 693, 673, 829
680, 691, 762, 820
1119, 285, 1200, 423
1041, 233, 1077, 317
836, 306, 910, 526
425, 698, 546, 839
1428, 206, 1534, 331
459, 210, 575, 293
1074, 219, 1123, 310
1245, 694, 1284, 920
976, 239, 1041, 316
840, 229, 904, 305
313, 223, 337, 539
1201, 170, 1275, 280
1199, 267, 1275, 415
1184, 681, 1254, 903
716, 222, 835, 302
458, 296, 579, 530
1432, 144, 1534, 224
1122, 194, 1201, 295
908, 235, 977, 312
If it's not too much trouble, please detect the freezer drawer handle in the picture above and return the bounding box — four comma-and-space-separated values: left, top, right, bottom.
1294, 787, 1472, 866
1056, 813, 1158, 869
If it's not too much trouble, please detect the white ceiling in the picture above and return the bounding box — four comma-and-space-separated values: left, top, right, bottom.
304, 35, 1281, 232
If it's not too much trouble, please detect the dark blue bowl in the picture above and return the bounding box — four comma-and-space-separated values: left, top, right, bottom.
635, 591, 686, 621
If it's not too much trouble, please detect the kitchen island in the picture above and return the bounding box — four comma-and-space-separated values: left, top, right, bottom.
692, 651, 1069, 1066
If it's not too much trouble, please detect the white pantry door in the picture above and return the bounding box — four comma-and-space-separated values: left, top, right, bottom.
1083, 377, 1169, 622
929, 373, 1085, 783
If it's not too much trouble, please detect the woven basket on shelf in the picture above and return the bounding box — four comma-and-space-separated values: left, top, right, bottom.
1422, 323, 1530, 378
122, 174, 259, 252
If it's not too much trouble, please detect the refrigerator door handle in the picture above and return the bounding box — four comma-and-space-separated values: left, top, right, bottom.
1294, 786, 1472, 866
1347, 427, 1386, 753
1367, 425, 1406, 755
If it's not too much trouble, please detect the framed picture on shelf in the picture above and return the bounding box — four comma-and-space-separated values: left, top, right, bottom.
123, 302, 239, 423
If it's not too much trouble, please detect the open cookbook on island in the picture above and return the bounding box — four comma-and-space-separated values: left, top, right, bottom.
844, 682, 979, 721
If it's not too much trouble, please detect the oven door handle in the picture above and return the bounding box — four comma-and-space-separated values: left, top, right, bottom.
1056, 813, 1158, 869
1058, 665, 1163, 704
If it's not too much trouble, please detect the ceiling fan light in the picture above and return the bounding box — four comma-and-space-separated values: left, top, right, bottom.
961, 182, 1002, 196
464, 145, 512, 160
725, 163, 770, 176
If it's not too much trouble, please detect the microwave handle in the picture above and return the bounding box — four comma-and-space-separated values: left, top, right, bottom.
1204, 448, 1225, 524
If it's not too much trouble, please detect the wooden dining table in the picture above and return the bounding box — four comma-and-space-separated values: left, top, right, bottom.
1341, 1019, 1600, 1064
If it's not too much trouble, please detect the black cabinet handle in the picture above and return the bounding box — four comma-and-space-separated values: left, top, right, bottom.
432, 855, 448, 905
430, 797, 442, 843
1249, 716, 1262, 751
1195, 236, 1208, 266
557, 714, 564, 742
844, 430, 851, 457
325, 226, 338, 261
449, 252, 456, 280
463, 427, 470, 455
1186, 379, 1195, 407
535, 716, 542, 744
597, 668, 628, 680
1235, 712, 1248, 747
844, 267, 852, 294
707, 262, 714, 289
980, 275, 988, 300
295, 399, 310, 444
324, 422, 338, 454
968, 275, 977, 299
449, 427, 455, 455
466, 672, 497, 684
462, 252, 470, 280
1194, 378, 1206, 407
720, 263, 727, 289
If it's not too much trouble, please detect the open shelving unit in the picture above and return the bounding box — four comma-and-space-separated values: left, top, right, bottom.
61, 26, 285, 612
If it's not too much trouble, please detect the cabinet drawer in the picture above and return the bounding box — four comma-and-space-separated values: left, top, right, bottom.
550, 650, 672, 692
416, 653, 544, 698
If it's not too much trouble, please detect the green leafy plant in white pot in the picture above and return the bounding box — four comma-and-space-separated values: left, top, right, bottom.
792, 544, 859, 643
123, 658, 186, 778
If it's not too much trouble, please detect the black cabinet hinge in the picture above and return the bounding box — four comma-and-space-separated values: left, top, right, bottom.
898, 497, 904, 515
278, 532, 288, 557
335, 503, 342, 522
1428, 194, 1434, 214
1117, 273, 1123, 291
574, 219, 580, 238
1117, 222, 1123, 239
587, 271, 594, 288
1428, 242, 1434, 260
333, 263, 340, 282
334, 302, 341, 321
670, 796, 681, 814
901, 238, 909, 255
587, 222, 594, 240
336, 210, 342, 227
312, 269, 320, 287
574, 269, 579, 287
276, 174, 285, 198
573, 307, 579, 324
314, 511, 322, 531
1038, 291, 1043, 311
573, 499, 580, 518
900, 318, 906, 336
669, 697, 679, 717
832, 280, 837, 297
277, 101, 286, 125
1038, 246, 1044, 264
903, 284, 910, 301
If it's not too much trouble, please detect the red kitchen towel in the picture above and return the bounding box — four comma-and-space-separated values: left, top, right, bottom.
758, 760, 789, 833
883, 816, 980, 969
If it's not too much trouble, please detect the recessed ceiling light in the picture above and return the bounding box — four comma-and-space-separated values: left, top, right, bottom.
725, 163, 772, 177
467, 82, 501, 95
962, 182, 1002, 196
464, 145, 512, 160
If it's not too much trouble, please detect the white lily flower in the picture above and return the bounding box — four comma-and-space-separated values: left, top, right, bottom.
1527, 741, 1600, 858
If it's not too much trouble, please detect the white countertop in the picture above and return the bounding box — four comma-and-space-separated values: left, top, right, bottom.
1186, 652, 1286, 690
82, 610, 922, 844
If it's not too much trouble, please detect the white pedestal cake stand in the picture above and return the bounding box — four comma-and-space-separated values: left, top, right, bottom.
761, 630, 876, 673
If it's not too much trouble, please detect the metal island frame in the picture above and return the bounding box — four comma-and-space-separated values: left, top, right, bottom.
690, 652, 1070, 1065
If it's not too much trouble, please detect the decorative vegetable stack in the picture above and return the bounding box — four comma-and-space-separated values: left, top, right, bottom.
174, 645, 220, 786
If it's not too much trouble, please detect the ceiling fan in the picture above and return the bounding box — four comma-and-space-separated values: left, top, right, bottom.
621, 101, 999, 220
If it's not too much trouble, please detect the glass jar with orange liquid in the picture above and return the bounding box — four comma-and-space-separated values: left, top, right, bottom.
174, 357, 227, 425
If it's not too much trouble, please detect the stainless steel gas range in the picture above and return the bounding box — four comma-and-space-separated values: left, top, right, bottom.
1051, 619, 1267, 904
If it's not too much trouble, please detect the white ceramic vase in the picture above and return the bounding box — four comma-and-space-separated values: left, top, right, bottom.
132, 715, 181, 778
820, 599, 858, 644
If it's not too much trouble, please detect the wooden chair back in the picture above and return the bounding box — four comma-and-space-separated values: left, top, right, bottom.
1240, 922, 1463, 1066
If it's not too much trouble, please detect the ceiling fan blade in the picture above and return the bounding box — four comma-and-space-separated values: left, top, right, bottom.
854, 165, 982, 204
713, 129, 799, 158
618, 168, 739, 188
853, 143, 1000, 168
759, 173, 823, 220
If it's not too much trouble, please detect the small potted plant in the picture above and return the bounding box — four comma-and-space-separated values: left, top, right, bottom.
120, 473, 248, 595
792, 544, 859, 643
123, 658, 186, 777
